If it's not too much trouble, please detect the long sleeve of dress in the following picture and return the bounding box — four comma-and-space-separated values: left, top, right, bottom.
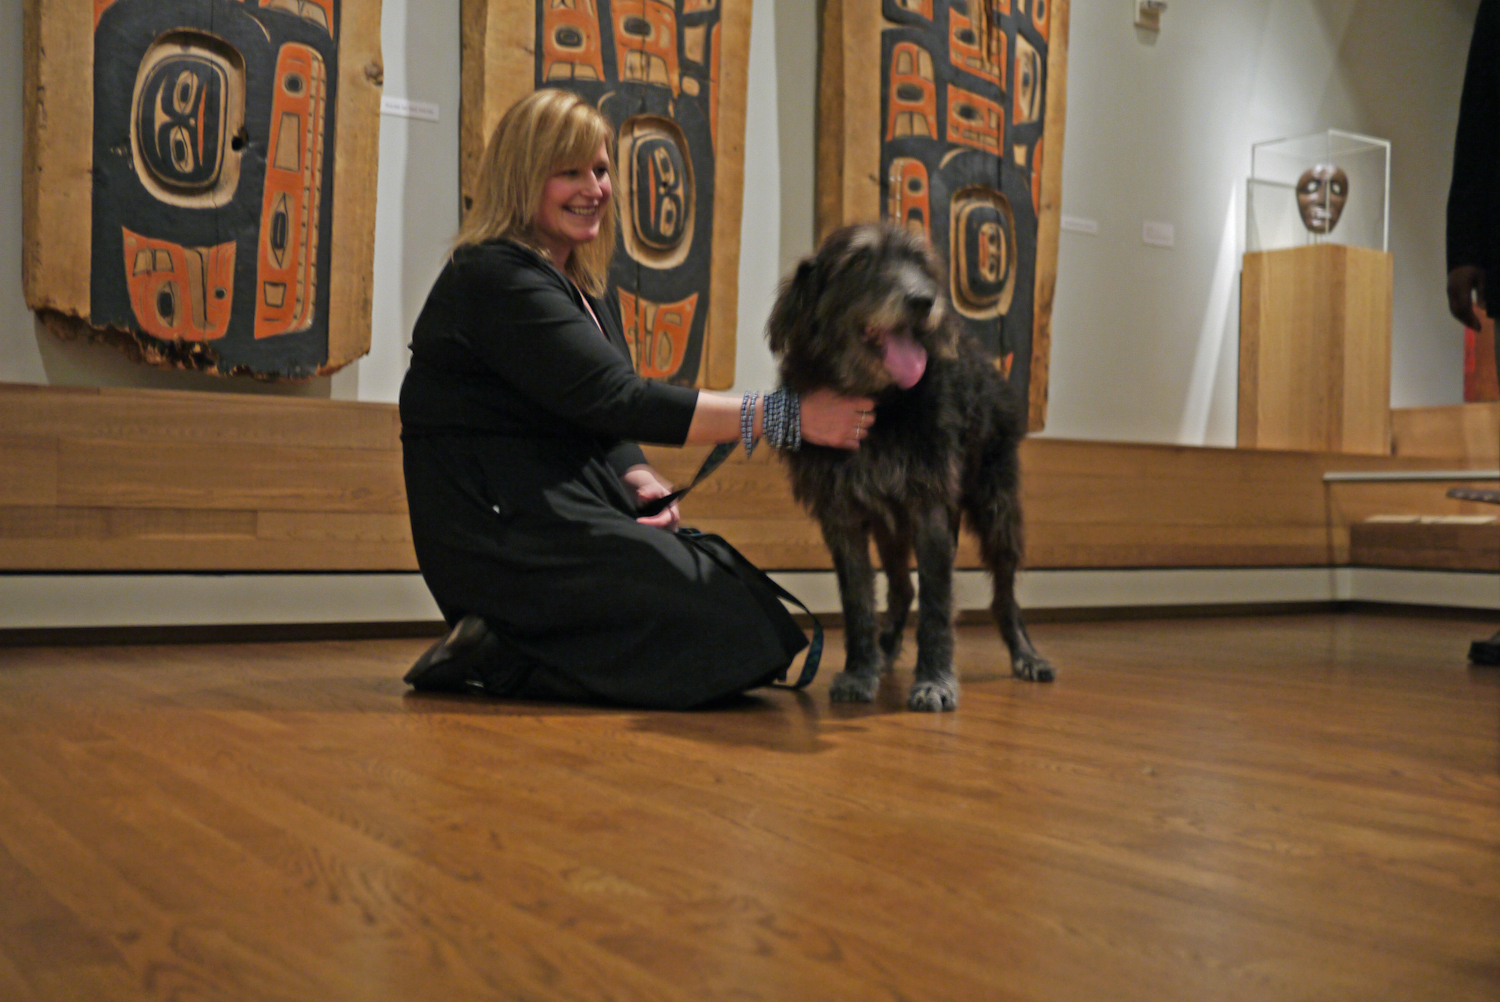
402, 240, 699, 446
457, 245, 698, 444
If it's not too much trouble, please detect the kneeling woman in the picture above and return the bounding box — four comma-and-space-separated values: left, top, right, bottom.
399, 89, 874, 708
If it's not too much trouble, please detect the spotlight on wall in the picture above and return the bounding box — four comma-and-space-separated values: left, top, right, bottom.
1135, 0, 1167, 32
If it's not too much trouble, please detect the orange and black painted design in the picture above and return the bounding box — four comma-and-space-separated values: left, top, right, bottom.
122, 227, 236, 341
880, 0, 1047, 398
887, 157, 931, 239
537, 0, 720, 385
255, 42, 327, 338
611, 0, 681, 96
949, 185, 1017, 321
1031, 0, 1049, 41
949, 0, 1002, 85
257, 0, 337, 38
887, 42, 938, 140
94, 0, 120, 29
1013, 33, 1043, 126
618, 290, 699, 380
542, 0, 606, 83
946, 83, 1002, 153
91, 0, 341, 376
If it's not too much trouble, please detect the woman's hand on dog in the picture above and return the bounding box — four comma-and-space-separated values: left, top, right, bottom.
800, 388, 876, 449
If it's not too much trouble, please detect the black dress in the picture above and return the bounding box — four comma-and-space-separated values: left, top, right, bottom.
398, 238, 807, 709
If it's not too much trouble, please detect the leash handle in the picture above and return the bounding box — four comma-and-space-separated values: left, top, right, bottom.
636, 442, 737, 517
762, 576, 823, 689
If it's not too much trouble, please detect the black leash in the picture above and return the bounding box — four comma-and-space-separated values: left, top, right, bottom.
766, 581, 823, 689
635, 441, 737, 517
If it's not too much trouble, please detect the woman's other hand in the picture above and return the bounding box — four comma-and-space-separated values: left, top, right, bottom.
622, 464, 680, 531
1448, 265, 1487, 330
798, 388, 877, 450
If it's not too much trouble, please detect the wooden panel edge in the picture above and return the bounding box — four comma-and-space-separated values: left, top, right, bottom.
1029, 0, 1069, 433
20, 0, 40, 305
814, 0, 845, 242
458, 0, 489, 213
844, 0, 882, 225
1237, 250, 1263, 447
23, 0, 94, 316
323, 3, 386, 371
704, 0, 755, 390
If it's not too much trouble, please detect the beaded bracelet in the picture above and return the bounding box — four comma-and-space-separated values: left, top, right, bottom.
761, 387, 802, 451
740, 391, 760, 457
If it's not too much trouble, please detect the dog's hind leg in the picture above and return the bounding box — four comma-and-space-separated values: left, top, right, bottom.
908, 504, 960, 711
970, 494, 1055, 683
871, 516, 913, 668
991, 571, 1054, 682
823, 522, 884, 703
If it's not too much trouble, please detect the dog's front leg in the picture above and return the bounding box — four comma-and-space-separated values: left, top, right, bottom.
824, 522, 883, 703
909, 504, 959, 711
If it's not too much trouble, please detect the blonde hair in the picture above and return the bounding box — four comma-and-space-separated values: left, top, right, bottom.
455, 89, 618, 295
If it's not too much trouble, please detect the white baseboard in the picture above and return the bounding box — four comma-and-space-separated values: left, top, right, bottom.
771, 567, 1500, 615
0, 574, 443, 630
0, 567, 1495, 631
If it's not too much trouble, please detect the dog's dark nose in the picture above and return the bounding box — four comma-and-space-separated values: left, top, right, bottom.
906, 293, 935, 315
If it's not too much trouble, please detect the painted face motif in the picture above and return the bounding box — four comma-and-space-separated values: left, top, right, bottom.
631, 134, 687, 250
950, 187, 1016, 320
136, 55, 230, 190
1296, 164, 1349, 234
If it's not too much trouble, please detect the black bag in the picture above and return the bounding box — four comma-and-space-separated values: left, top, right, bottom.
675, 527, 822, 689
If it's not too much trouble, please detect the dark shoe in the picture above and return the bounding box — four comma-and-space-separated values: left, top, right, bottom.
404, 615, 492, 692
1471, 630, 1500, 667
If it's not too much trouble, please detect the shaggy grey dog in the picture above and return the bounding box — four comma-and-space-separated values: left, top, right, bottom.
768, 223, 1054, 711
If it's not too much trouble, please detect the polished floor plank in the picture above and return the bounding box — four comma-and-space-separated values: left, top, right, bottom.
0, 613, 1496, 1001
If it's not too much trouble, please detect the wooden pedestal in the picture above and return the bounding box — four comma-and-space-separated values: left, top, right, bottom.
1238, 244, 1394, 455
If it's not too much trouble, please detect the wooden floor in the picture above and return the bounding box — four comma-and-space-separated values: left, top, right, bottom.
0, 613, 1496, 1002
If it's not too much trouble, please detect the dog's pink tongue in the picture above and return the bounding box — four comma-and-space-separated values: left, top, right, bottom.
883, 334, 928, 388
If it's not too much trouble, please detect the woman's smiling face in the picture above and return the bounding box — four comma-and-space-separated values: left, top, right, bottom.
533, 141, 612, 267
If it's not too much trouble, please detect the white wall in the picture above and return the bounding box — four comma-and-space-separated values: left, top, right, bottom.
345, 0, 461, 403
0, 0, 1479, 436
1037, 0, 1477, 444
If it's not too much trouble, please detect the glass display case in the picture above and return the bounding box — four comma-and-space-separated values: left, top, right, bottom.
1245, 130, 1390, 253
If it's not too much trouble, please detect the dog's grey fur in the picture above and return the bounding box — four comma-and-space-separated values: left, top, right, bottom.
768, 223, 1054, 711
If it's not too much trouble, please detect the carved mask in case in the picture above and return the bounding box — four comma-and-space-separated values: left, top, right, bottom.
1296, 164, 1349, 235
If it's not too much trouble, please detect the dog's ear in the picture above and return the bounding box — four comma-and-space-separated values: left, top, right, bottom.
766, 258, 819, 357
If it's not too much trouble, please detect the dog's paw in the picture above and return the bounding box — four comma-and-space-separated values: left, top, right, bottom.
1012, 652, 1055, 683
907, 678, 958, 712
829, 671, 880, 702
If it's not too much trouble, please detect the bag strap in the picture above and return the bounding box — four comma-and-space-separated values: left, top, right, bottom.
677, 528, 822, 689
636, 442, 736, 518
760, 569, 822, 690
